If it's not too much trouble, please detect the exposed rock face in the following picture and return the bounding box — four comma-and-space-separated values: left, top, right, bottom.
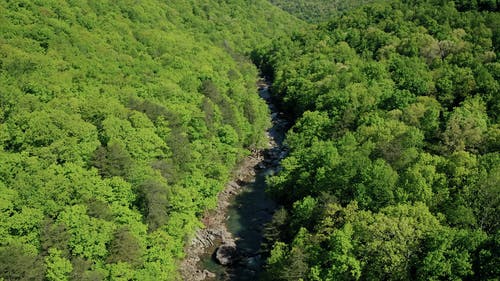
215, 245, 238, 265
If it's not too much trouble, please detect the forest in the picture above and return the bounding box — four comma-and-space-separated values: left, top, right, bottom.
0, 0, 298, 280
0, 0, 499, 280
254, 0, 500, 280
269, 0, 375, 23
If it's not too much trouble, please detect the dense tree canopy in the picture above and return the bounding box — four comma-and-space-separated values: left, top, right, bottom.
256, 0, 499, 280
269, 0, 375, 23
0, 0, 299, 280
1, 0, 499, 280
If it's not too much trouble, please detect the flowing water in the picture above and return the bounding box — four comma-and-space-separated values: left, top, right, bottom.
198, 82, 288, 280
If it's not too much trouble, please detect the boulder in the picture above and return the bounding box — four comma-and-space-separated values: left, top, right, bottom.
203, 270, 216, 278
215, 245, 238, 265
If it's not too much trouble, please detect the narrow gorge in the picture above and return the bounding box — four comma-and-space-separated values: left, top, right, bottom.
180, 80, 289, 281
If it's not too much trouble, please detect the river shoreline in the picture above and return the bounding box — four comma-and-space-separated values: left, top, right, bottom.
179, 80, 288, 281
179, 148, 265, 281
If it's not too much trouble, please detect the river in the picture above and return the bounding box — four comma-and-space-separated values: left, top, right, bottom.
180, 80, 289, 281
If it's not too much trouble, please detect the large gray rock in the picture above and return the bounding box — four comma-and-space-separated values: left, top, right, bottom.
215, 245, 237, 265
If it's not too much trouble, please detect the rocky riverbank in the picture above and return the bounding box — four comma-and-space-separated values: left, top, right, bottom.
179, 148, 265, 281
179, 81, 289, 281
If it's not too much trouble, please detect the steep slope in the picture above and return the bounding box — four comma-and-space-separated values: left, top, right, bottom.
0, 1, 300, 280
255, 0, 499, 280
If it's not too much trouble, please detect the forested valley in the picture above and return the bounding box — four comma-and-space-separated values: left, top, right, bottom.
0, 0, 499, 281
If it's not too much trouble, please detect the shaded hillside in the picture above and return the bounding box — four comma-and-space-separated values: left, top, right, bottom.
269, 0, 374, 22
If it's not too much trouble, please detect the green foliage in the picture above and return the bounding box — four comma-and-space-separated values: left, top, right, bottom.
106, 228, 143, 267
0, 244, 45, 281
258, 0, 500, 279
91, 143, 132, 179
443, 97, 489, 152
136, 180, 170, 232
1, 0, 498, 279
0, 0, 299, 279
45, 248, 72, 281
269, 0, 375, 23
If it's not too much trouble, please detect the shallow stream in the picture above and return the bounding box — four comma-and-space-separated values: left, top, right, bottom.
198, 82, 288, 280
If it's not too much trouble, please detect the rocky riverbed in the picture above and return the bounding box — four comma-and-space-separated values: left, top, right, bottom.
179, 80, 289, 280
